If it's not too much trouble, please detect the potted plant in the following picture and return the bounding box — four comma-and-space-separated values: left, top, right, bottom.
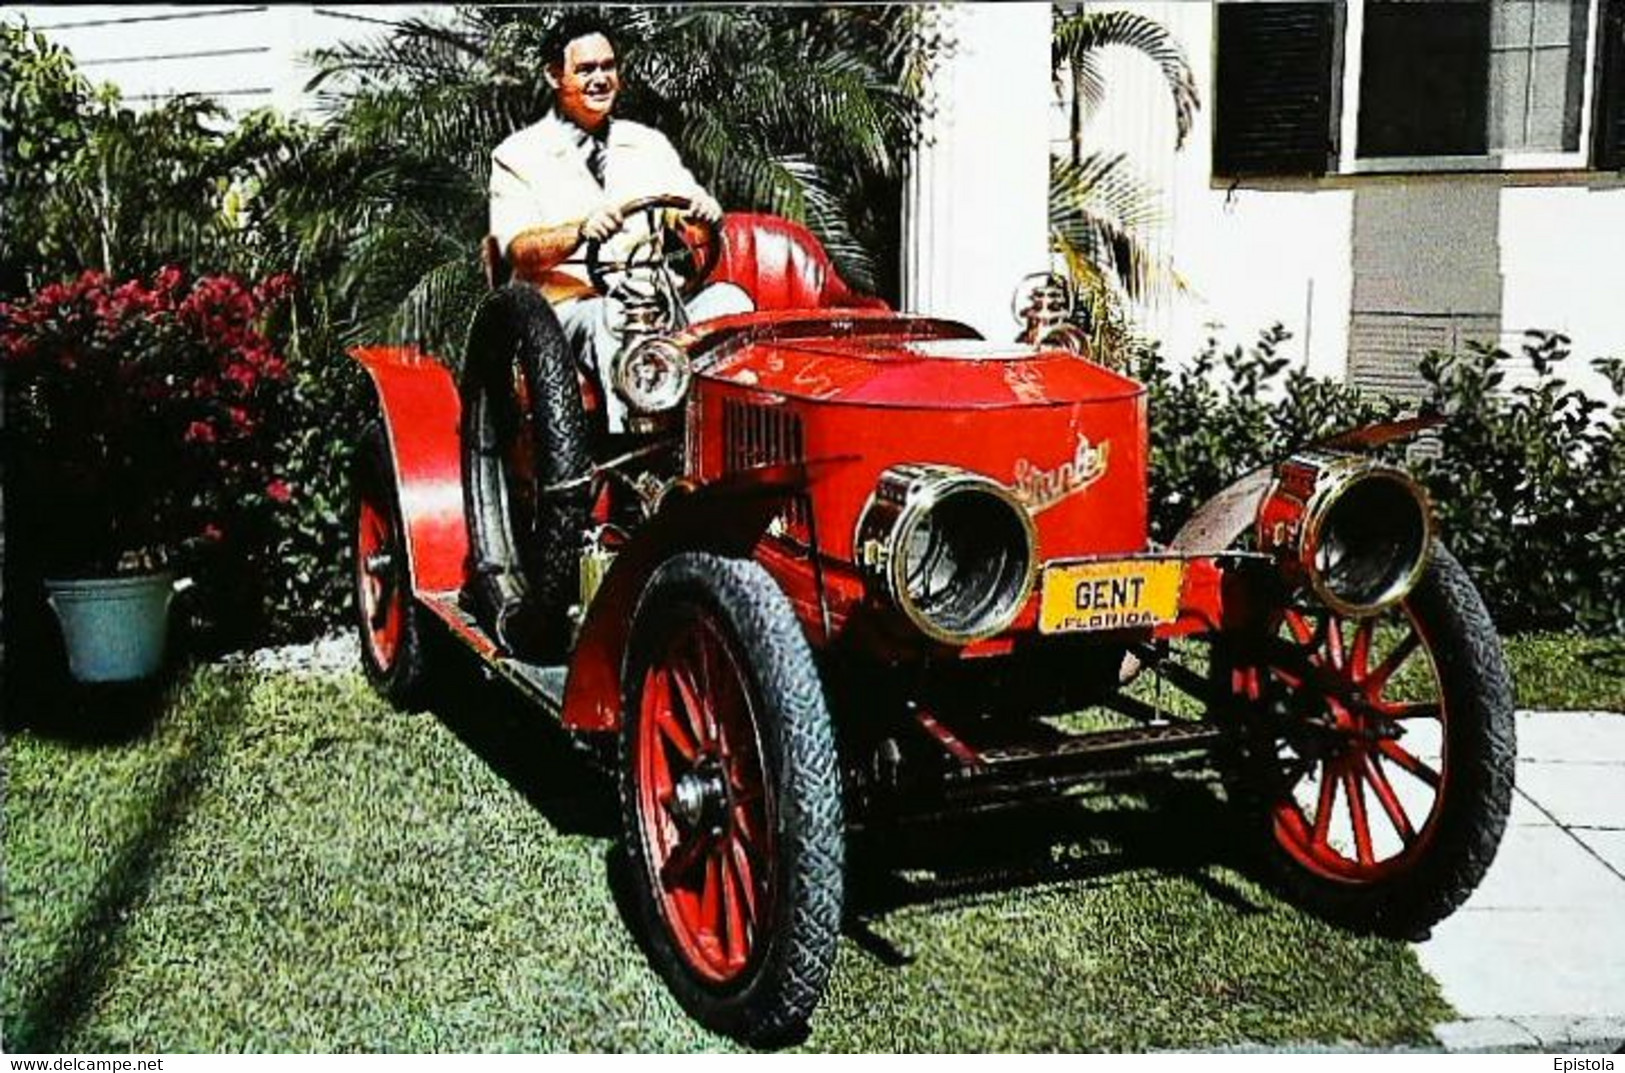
0, 266, 295, 681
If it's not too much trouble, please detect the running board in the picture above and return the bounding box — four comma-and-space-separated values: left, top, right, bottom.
418, 591, 568, 717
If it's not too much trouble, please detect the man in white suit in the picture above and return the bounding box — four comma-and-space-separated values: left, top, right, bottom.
489, 15, 751, 431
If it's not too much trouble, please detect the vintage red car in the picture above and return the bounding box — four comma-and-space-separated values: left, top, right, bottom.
349, 197, 1515, 1045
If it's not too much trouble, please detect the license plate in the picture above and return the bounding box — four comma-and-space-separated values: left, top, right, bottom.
1039, 558, 1186, 634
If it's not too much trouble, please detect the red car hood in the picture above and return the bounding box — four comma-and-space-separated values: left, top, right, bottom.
700, 334, 1142, 409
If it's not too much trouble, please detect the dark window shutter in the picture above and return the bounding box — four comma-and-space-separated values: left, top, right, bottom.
1595, 0, 1625, 169
1214, 1, 1343, 178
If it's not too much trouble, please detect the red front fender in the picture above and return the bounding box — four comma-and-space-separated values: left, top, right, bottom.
1170, 414, 1442, 554
562, 461, 842, 733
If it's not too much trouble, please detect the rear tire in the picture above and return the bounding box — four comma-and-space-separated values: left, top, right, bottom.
353, 421, 432, 708
1216, 544, 1516, 936
460, 284, 591, 658
620, 552, 844, 1045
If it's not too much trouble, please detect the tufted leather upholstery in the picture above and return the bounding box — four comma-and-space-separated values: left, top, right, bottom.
711, 213, 890, 313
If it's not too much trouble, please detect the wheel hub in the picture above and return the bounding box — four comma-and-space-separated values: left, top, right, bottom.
671, 763, 729, 833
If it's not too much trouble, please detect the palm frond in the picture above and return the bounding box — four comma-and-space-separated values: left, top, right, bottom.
1049, 150, 1172, 303
1052, 8, 1198, 148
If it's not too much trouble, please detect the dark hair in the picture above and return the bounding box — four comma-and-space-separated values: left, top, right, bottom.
543, 12, 617, 68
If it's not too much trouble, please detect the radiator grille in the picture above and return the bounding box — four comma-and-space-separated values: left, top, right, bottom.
722, 399, 808, 533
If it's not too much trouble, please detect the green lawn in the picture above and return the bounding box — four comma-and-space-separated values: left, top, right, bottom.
1503, 633, 1625, 712
9, 625, 1614, 1052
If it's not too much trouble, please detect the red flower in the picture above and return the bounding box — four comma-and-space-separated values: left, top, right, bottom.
266, 480, 292, 504
155, 265, 185, 295
202, 523, 225, 542
223, 361, 257, 393
255, 273, 297, 305
185, 420, 217, 444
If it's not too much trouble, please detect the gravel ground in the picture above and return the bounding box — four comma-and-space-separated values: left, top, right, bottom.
220, 632, 361, 677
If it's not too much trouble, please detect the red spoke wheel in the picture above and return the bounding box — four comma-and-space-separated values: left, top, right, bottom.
621, 553, 843, 1045
353, 421, 432, 707
1217, 544, 1515, 936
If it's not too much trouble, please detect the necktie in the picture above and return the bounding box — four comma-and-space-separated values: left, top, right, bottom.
586, 134, 607, 187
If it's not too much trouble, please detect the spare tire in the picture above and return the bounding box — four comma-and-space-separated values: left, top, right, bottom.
460, 284, 591, 659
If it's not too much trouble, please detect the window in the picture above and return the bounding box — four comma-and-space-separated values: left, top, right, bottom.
1214, 0, 1625, 178
1350, 0, 1597, 170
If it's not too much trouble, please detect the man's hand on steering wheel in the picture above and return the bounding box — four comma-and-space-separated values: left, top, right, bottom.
687, 191, 723, 225
582, 193, 721, 299
579, 203, 625, 244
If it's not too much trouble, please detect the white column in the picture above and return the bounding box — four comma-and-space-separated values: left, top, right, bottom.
902, 2, 1053, 341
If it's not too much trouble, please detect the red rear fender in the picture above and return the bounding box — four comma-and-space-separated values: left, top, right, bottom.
350, 346, 468, 595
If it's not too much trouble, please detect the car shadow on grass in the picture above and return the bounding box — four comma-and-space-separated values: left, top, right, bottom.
420, 641, 620, 840
843, 778, 1267, 952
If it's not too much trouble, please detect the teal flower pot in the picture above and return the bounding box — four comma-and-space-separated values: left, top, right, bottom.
44, 572, 179, 683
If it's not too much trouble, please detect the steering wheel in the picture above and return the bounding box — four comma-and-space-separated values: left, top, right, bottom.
583, 194, 721, 299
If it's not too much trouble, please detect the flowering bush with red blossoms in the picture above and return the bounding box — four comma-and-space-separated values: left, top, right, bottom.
1, 266, 296, 581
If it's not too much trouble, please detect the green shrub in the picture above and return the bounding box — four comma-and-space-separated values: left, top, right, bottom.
1414, 334, 1625, 634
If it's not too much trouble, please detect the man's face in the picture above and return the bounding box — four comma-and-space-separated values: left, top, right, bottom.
548, 32, 619, 131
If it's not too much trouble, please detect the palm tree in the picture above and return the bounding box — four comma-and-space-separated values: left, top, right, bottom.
1048, 4, 1200, 352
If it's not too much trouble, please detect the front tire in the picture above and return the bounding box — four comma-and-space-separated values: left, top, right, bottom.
1216, 543, 1516, 936
620, 553, 844, 1045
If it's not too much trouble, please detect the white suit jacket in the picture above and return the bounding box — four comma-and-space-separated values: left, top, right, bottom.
489, 110, 710, 289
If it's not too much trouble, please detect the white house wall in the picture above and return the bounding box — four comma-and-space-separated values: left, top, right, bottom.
5, 5, 433, 117
903, 3, 1053, 339
1500, 185, 1625, 399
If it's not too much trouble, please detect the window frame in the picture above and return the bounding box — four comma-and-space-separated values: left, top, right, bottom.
1336, 0, 1603, 174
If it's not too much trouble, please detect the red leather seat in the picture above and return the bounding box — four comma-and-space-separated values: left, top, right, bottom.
712, 213, 890, 313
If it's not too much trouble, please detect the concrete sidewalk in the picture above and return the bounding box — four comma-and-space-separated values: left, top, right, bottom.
1420, 709, 1625, 1052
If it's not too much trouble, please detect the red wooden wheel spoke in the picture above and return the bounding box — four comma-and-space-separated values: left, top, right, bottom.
1325, 618, 1346, 669
700, 851, 723, 945
718, 844, 749, 968
1364, 753, 1417, 845
728, 834, 760, 926
685, 629, 725, 746
647, 716, 678, 811
1311, 760, 1338, 848
1378, 738, 1442, 789
1350, 619, 1375, 679
661, 827, 714, 891
1342, 766, 1376, 866
1285, 609, 1316, 645
655, 702, 698, 763
668, 662, 713, 751
733, 796, 761, 852
1381, 700, 1442, 722
1365, 629, 1421, 696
